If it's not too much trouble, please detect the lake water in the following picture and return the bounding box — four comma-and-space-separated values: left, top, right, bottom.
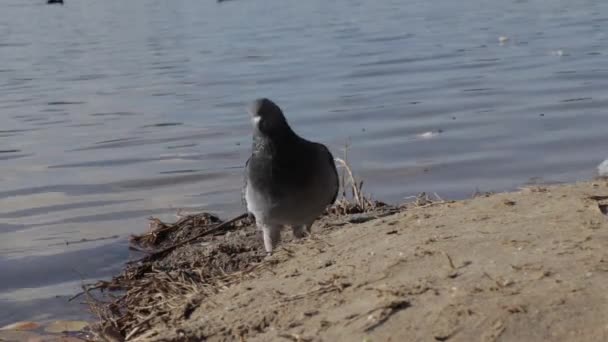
1, 0, 608, 325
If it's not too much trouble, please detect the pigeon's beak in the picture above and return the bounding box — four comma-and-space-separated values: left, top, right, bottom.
251, 115, 261, 127
247, 103, 262, 127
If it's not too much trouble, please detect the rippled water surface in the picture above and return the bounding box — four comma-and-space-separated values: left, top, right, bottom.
2, 0, 608, 324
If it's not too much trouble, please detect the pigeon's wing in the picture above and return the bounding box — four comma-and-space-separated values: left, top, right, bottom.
241, 156, 251, 209
321, 145, 340, 205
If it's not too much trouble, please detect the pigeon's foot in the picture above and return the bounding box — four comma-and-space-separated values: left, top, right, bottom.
292, 223, 314, 239
292, 224, 309, 239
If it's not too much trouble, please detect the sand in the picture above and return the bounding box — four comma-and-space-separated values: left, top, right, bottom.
90, 180, 608, 342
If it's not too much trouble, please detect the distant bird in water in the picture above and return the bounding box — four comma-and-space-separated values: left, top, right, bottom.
47, 0, 63, 4
244, 98, 339, 255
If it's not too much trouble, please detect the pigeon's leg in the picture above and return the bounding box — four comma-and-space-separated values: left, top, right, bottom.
262, 224, 281, 255
292, 224, 308, 239
304, 223, 319, 242
305, 223, 313, 235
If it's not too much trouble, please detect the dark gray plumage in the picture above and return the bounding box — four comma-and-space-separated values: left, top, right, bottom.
244, 98, 339, 255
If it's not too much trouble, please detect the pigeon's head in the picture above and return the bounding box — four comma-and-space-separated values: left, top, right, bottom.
248, 98, 292, 138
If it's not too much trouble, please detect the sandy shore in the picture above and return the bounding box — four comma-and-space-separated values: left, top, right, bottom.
87, 180, 608, 342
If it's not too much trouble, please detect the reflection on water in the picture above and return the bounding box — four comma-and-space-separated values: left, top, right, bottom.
2, 0, 608, 324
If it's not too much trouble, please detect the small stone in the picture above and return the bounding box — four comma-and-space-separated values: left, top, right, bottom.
302, 310, 319, 317
447, 272, 459, 279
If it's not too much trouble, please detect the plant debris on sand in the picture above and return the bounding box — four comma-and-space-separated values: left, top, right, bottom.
85, 203, 395, 341
84, 160, 398, 341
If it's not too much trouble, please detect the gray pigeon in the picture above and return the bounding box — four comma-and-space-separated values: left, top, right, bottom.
244, 98, 339, 255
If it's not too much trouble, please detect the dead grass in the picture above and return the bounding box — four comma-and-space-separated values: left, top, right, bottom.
402, 191, 449, 209
83, 158, 399, 341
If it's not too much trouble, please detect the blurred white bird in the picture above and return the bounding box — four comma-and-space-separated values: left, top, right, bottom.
598, 159, 608, 177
